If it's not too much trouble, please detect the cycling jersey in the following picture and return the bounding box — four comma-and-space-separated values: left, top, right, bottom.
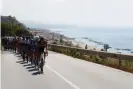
37, 40, 47, 53
31, 39, 37, 51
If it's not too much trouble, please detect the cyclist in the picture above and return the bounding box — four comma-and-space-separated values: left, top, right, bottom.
17, 37, 22, 54
29, 36, 34, 64
21, 36, 26, 61
32, 36, 40, 68
25, 36, 30, 63
37, 36, 48, 74
27, 36, 33, 63
13, 36, 17, 53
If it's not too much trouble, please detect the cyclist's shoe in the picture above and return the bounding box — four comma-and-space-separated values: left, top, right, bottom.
40, 71, 44, 74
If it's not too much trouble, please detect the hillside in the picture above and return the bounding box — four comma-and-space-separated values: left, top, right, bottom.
1, 15, 32, 36
1, 15, 73, 46
1, 16, 21, 24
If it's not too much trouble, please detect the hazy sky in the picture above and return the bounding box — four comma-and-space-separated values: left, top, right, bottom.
1, 0, 133, 28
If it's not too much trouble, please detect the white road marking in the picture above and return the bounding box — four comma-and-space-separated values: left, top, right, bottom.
46, 65, 80, 89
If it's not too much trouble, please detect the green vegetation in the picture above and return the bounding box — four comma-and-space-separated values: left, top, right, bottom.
49, 45, 133, 73
1, 16, 32, 37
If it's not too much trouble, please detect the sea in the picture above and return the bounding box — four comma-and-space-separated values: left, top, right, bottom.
50, 27, 133, 55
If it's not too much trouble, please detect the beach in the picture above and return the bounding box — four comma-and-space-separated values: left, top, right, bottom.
69, 39, 101, 51
49, 28, 133, 55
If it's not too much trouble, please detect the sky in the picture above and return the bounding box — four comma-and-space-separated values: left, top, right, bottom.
1, 0, 133, 28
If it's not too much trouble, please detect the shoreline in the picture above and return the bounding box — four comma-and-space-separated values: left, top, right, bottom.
71, 39, 101, 51
33, 29, 133, 55
69, 39, 133, 55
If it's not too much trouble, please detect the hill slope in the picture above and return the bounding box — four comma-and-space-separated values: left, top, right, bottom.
1, 15, 31, 36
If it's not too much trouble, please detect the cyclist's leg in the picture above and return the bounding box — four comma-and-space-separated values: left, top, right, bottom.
14, 44, 16, 53
34, 51, 39, 69
24, 46, 27, 61
26, 49, 29, 63
21, 47, 23, 56
29, 49, 32, 63
17, 45, 19, 53
40, 63, 43, 74
27, 47, 29, 63
30, 50, 32, 64
11, 42, 12, 51
7, 42, 8, 50
40, 52, 44, 73
37, 52, 41, 72
44, 52, 46, 64
33, 50, 36, 66
37, 52, 40, 69
6, 42, 8, 50
16, 40, 18, 52
30, 46, 33, 64
7, 42, 9, 50
12, 43, 15, 52
18, 45, 20, 53
9, 42, 11, 51
28, 50, 32, 63
5, 42, 7, 51
22, 47, 25, 61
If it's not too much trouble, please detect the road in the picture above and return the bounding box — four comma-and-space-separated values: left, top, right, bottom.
1, 51, 133, 89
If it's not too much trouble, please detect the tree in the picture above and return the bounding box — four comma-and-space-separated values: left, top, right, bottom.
1, 16, 32, 37
103, 44, 110, 51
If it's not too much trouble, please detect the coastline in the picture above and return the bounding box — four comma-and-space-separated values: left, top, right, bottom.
66, 38, 133, 55
70, 39, 101, 51
33, 29, 133, 55
71, 39, 133, 56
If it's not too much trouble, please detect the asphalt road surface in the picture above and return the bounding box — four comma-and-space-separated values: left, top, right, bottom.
1, 51, 133, 89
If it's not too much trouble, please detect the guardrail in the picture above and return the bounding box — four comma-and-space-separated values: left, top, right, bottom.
48, 44, 133, 73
